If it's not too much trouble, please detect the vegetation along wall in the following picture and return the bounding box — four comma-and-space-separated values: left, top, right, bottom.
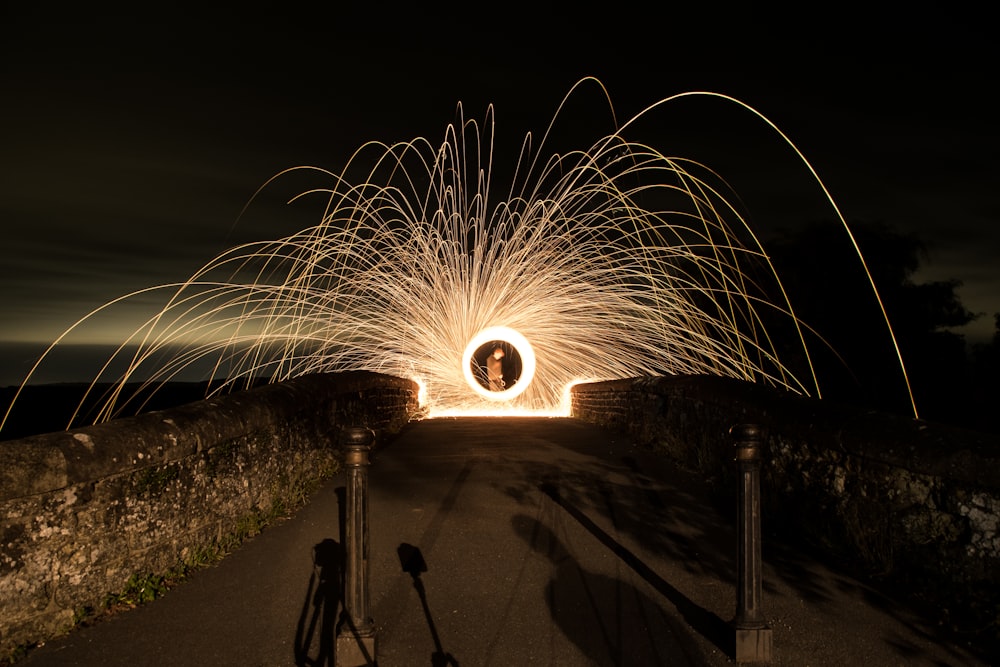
0, 371, 421, 659
571, 375, 1000, 649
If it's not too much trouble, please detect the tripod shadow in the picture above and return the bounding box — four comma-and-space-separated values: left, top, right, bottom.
294, 537, 344, 666
398, 543, 460, 666
294, 486, 347, 667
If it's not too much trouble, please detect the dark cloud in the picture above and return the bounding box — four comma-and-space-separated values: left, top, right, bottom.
1, 3, 997, 356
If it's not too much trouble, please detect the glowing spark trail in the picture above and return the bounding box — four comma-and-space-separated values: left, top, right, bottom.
2, 79, 916, 430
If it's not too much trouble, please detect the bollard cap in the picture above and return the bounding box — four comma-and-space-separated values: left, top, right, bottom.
731, 423, 762, 462
730, 423, 761, 443
339, 426, 375, 448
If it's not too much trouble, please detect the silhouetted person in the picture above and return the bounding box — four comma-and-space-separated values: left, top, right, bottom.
486, 347, 505, 391
512, 512, 695, 664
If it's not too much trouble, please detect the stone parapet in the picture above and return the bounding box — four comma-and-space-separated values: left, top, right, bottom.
0, 371, 420, 658
571, 375, 1000, 646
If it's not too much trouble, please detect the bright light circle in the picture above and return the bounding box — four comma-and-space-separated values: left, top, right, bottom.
462, 326, 536, 401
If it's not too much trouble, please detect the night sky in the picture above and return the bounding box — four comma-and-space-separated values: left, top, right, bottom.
1, 5, 996, 383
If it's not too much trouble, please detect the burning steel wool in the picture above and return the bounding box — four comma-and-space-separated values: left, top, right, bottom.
2, 80, 914, 427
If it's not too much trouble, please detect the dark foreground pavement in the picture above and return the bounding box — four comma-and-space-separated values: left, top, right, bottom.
18, 417, 991, 666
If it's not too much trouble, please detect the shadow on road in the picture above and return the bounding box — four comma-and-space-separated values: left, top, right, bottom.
398, 543, 460, 666
294, 537, 343, 667
535, 482, 734, 662
294, 485, 348, 666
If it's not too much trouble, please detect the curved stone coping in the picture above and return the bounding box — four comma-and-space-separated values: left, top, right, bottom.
0, 371, 419, 501
571, 375, 1000, 489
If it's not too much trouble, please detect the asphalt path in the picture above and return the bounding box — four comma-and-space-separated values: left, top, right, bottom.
18, 417, 990, 666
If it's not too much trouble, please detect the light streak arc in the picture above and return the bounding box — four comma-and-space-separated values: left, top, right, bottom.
1, 80, 918, 431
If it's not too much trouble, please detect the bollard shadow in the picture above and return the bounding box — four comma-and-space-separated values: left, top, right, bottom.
537, 482, 733, 660
397, 542, 460, 666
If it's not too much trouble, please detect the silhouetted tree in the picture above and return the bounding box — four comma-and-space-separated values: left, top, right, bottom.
968, 313, 1000, 432
765, 220, 978, 424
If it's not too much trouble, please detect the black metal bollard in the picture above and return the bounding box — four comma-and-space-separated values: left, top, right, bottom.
731, 423, 772, 663
336, 426, 377, 666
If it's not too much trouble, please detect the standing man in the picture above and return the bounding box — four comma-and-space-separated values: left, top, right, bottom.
487, 347, 505, 391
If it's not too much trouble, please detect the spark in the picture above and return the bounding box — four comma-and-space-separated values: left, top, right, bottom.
1, 79, 917, 431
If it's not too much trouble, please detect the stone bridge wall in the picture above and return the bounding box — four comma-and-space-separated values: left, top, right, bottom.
571, 375, 1000, 643
0, 371, 421, 658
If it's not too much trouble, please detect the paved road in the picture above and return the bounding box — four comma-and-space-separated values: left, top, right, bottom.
18, 417, 991, 666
